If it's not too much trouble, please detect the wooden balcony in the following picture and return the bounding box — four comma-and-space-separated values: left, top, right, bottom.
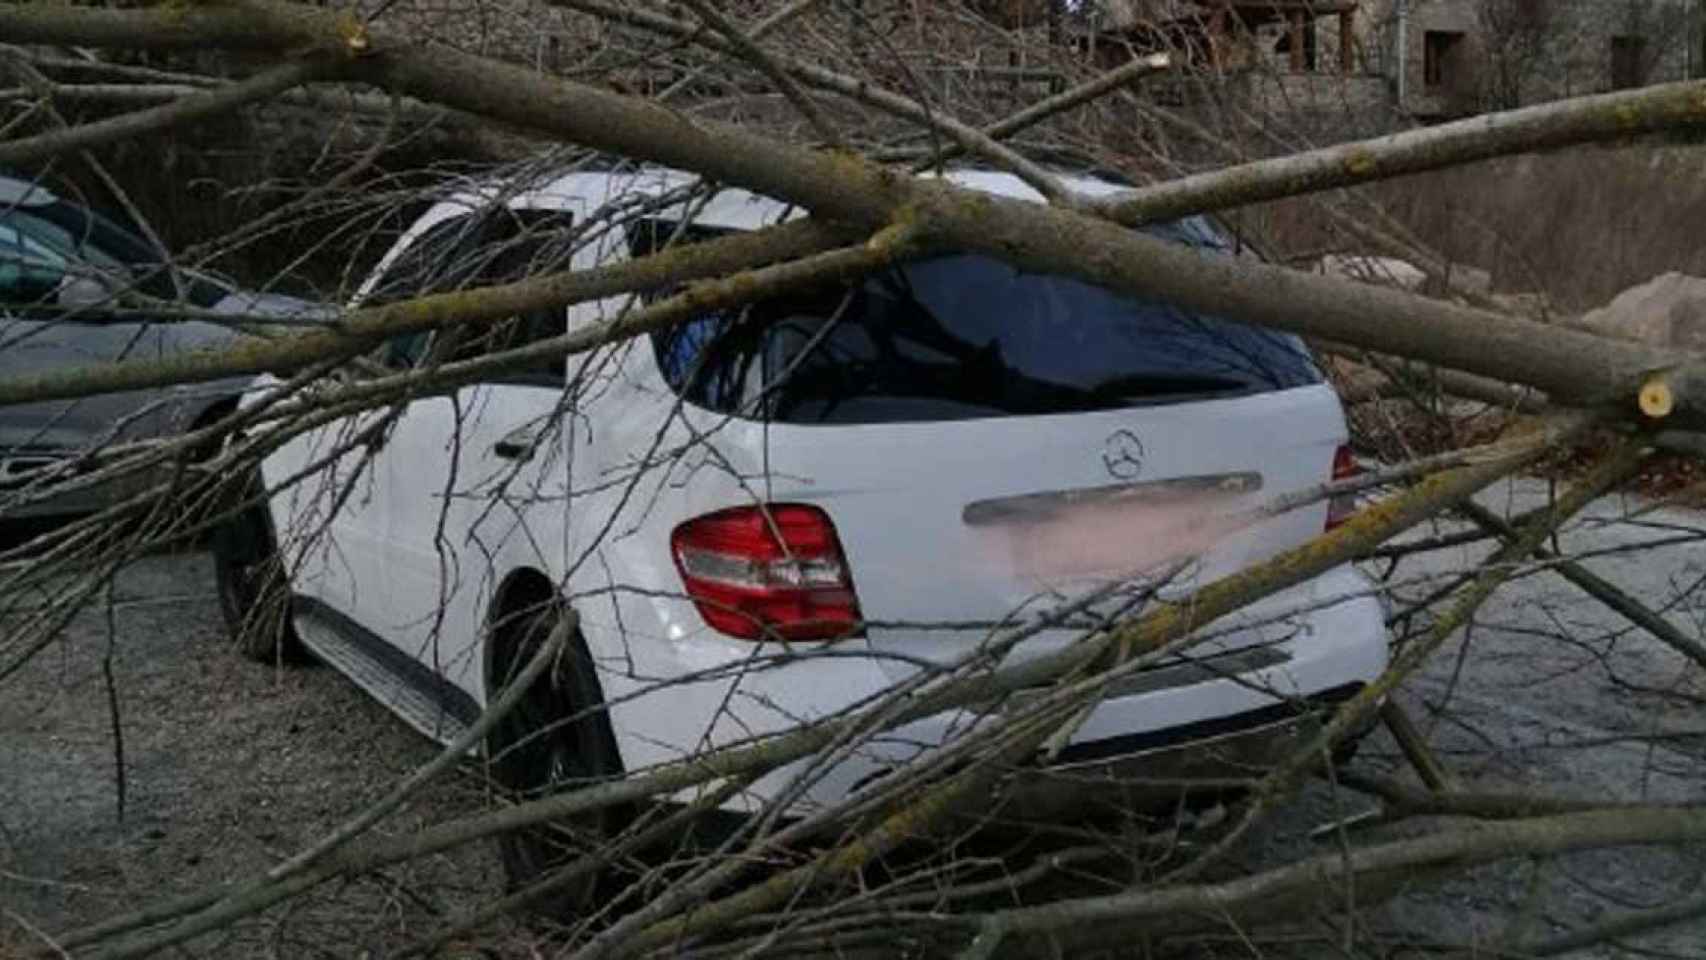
1093, 0, 1361, 76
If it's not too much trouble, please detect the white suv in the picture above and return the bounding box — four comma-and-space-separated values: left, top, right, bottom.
220, 165, 1388, 892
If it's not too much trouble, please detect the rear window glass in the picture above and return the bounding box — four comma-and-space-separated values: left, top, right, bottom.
631, 218, 1320, 424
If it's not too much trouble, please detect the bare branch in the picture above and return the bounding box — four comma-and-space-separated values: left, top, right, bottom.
970, 806, 1706, 955
0, 57, 339, 167
672, 0, 842, 148
1459, 499, 1706, 670
552, 0, 1075, 201
0, 218, 846, 408
1090, 79, 1706, 224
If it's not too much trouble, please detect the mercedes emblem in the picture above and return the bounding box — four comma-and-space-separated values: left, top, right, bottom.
1101, 429, 1145, 481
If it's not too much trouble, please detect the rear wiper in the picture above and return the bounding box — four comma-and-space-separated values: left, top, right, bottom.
1088, 373, 1249, 400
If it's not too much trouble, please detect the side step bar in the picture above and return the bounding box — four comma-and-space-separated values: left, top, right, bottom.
293, 597, 480, 748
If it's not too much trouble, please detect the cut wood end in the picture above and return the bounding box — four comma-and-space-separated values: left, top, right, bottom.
1639, 378, 1675, 419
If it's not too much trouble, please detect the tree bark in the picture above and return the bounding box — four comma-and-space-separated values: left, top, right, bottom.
979, 806, 1706, 955
0, 4, 1703, 429
0, 58, 338, 167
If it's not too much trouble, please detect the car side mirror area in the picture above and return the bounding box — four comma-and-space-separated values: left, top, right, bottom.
56, 273, 115, 312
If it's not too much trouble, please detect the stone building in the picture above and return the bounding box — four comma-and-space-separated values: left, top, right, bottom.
1357, 0, 1704, 117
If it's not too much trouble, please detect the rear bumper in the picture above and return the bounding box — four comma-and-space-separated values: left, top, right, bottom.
992, 683, 1370, 823
681, 685, 1375, 843
613, 564, 1390, 818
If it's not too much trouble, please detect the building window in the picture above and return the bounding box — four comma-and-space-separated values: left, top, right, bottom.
1423, 31, 1465, 88
1610, 35, 1647, 89
1274, 15, 1321, 72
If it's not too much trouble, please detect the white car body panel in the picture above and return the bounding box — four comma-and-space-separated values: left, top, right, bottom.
255, 165, 1391, 813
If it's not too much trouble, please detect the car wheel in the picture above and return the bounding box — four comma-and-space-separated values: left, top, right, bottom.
487, 605, 628, 918
210, 476, 305, 664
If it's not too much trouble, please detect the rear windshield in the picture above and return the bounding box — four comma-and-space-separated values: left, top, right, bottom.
633, 218, 1320, 424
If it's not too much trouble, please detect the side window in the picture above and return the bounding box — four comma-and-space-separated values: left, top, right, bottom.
627, 219, 766, 411
3, 209, 136, 303
0, 221, 69, 304
371, 208, 575, 385
371, 216, 477, 370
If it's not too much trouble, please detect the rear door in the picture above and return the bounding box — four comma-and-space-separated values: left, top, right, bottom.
651, 227, 1347, 679
261, 211, 496, 628
364, 205, 580, 700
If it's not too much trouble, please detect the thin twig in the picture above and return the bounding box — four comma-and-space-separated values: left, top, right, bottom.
100, 580, 126, 826
674, 0, 841, 148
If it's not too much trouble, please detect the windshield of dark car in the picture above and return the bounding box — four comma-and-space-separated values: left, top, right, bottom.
6, 201, 227, 308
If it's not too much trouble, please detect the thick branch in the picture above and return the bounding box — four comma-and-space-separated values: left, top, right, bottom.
0, 219, 845, 408
0, 4, 326, 51
2, 3, 1704, 427
1335, 771, 1626, 819
979, 806, 1706, 955
0, 57, 337, 167
0, 79, 450, 123
1090, 79, 1706, 224
356, 42, 1706, 424
1326, 342, 1551, 413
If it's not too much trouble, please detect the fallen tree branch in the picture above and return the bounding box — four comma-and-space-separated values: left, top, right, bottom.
1379, 700, 1454, 793
1333, 770, 1633, 820
1090, 79, 1706, 224
1172, 433, 1648, 884
0, 56, 338, 167
874, 52, 1174, 165
1329, 347, 1550, 414
970, 805, 1706, 956
1, 3, 1703, 429
0, 218, 846, 408
552, 0, 1073, 201
59, 412, 1577, 960
1457, 499, 1706, 670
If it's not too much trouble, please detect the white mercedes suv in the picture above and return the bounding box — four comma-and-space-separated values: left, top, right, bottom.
218, 164, 1388, 895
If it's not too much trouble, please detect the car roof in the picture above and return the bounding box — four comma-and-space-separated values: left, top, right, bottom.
0, 173, 60, 209
416, 164, 1131, 234
357, 163, 1225, 307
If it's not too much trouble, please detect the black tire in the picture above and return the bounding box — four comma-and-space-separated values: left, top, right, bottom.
1330, 731, 1366, 769
210, 477, 305, 664
487, 605, 628, 918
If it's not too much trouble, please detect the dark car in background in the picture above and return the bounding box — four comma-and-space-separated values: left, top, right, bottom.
0, 173, 328, 517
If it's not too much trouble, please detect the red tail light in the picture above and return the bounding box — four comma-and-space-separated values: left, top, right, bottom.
670, 503, 862, 641
1326, 444, 1362, 531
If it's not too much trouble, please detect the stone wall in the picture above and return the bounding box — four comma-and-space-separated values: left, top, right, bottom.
1241, 72, 1400, 138
1359, 0, 1701, 117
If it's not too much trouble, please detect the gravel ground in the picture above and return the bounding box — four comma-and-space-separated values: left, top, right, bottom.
2, 478, 1704, 958
1244, 478, 1706, 958
0, 545, 507, 958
